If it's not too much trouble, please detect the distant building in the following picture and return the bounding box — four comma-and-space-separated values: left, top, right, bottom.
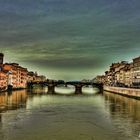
105, 71, 112, 86
109, 63, 119, 85
114, 62, 128, 85
27, 71, 36, 82
35, 75, 46, 82
124, 63, 133, 87
133, 56, 140, 87
27, 71, 46, 82
94, 75, 106, 84
104, 61, 128, 86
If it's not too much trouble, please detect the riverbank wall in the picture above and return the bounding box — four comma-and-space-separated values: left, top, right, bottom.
104, 86, 140, 99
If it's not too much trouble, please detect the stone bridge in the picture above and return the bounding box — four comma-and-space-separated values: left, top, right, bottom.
27, 80, 103, 94
66, 81, 103, 94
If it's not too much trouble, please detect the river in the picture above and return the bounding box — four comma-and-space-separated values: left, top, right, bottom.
0, 87, 140, 140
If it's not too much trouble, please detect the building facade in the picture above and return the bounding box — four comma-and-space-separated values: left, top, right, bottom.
97, 61, 134, 88
0, 71, 7, 91
133, 56, 140, 87
3, 63, 28, 89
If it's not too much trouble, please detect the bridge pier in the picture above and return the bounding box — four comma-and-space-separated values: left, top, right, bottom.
27, 83, 34, 90
93, 84, 103, 93
98, 85, 103, 93
75, 85, 82, 94
47, 85, 55, 94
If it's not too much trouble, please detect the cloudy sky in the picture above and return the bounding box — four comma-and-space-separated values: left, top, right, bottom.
0, 0, 140, 80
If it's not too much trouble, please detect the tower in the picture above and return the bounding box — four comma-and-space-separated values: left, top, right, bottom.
0, 53, 4, 64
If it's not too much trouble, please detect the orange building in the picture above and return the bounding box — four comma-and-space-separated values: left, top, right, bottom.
3, 63, 28, 89
0, 71, 8, 91
20, 67, 28, 88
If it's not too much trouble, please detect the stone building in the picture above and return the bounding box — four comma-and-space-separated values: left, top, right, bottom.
105, 61, 128, 86
124, 63, 133, 87
114, 62, 128, 85
133, 56, 140, 87
105, 71, 112, 86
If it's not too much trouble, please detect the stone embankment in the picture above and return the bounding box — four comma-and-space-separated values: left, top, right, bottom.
104, 86, 140, 99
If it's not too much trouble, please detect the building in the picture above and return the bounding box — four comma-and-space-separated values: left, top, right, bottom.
94, 75, 106, 84
124, 63, 133, 87
27, 71, 36, 82
35, 75, 46, 82
133, 56, 140, 87
27, 71, 46, 82
114, 62, 128, 85
19, 66, 28, 88
0, 53, 47, 91
105, 71, 112, 86
0, 54, 8, 91
3, 63, 28, 89
0, 71, 7, 91
108, 62, 127, 86
104, 61, 128, 86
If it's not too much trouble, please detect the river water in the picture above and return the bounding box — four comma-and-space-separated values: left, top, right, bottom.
0, 87, 140, 140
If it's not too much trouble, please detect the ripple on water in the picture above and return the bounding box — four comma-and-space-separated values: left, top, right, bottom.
0, 88, 139, 140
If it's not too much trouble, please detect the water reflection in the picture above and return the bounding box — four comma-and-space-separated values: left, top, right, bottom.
0, 88, 139, 140
104, 91, 140, 120
0, 90, 27, 113
104, 91, 140, 138
55, 86, 75, 95
28, 86, 99, 95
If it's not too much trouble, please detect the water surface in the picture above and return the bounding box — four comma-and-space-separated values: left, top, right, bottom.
0, 87, 139, 140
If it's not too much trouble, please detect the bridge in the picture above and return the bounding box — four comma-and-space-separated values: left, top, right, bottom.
27, 80, 103, 94
65, 81, 103, 94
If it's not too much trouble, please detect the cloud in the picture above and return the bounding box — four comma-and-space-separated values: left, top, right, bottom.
0, 0, 140, 79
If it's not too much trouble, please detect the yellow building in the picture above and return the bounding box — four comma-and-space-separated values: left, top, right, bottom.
133, 56, 140, 87
124, 63, 133, 87
105, 61, 128, 86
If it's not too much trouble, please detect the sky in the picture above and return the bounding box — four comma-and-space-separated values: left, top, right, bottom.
0, 0, 140, 80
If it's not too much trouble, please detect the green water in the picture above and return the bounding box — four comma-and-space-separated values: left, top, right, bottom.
0, 87, 140, 140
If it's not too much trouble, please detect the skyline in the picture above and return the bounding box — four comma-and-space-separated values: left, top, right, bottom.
1, 0, 140, 80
